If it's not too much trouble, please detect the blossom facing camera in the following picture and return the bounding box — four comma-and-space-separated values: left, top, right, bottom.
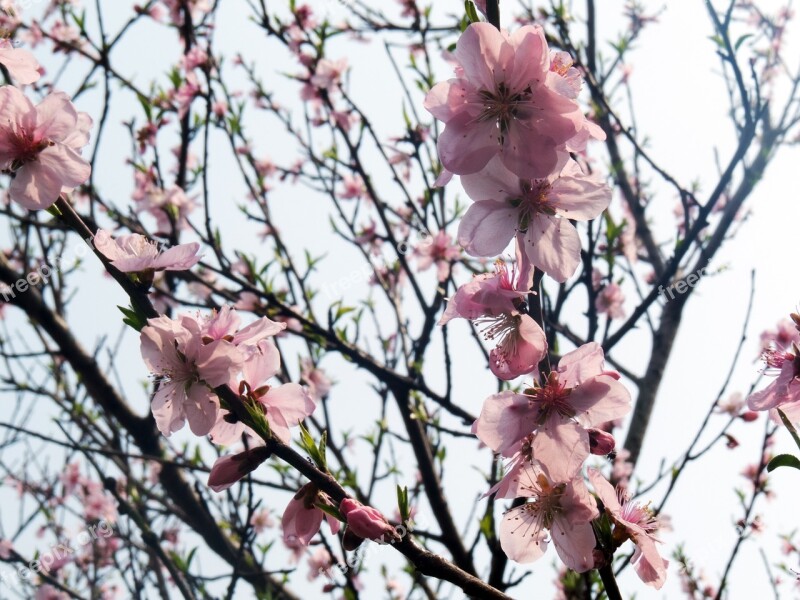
424, 23, 589, 179
0, 87, 92, 210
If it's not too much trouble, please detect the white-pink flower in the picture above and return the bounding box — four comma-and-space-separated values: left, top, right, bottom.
459, 156, 611, 282
474, 342, 630, 481
94, 229, 201, 273
500, 464, 598, 572
141, 314, 241, 436
748, 348, 800, 423
424, 23, 590, 179
0, 39, 40, 84
0, 87, 92, 210
588, 469, 668, 589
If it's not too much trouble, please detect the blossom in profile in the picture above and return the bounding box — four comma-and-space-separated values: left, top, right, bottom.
500, 464, 598, 571
459, 156, 611, 282
282, 483, 341, 548
0, 39, 40, 84
340, 498, 400, 542
208, 446, 271, 492
588, 468, 668, 589
748, 347, 800, 423
0, 87, 92, 209
440, 260, 546, 380
94, 229, 201, 273
424, 23, 589, 179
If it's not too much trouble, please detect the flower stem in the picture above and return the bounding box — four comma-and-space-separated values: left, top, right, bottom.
598, 564, 623, 600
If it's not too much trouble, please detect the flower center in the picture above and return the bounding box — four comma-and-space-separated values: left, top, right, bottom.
524, 373, 575, 424
477, 82, 532, 138
7, 128, 51, 171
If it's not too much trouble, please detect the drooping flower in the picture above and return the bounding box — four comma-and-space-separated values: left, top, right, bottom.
500, 464, 598, 572
0, 87, 92, 209
440, 260, 546, 380
0, 39, 40, 84
588, 468, 668, 589
94, 229, 201, 273
459, 156, 611, 282
424, 23, 591, 179
473, 342, 630, 480
282, 483, 341, 548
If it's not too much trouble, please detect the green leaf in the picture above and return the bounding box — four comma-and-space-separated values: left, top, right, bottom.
734, 34, 753, 51
767, 453, 800, 473
464, 1, 480, 23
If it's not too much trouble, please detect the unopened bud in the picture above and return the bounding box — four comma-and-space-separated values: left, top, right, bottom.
740, 411, 759, 422
588, 428, 616, 456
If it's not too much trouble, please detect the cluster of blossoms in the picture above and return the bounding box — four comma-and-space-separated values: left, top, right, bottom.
427, 20, 666, 586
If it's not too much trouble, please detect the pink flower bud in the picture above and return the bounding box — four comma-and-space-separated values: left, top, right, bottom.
588, 428, 616, 456
339, 498, 400, 543
207, 446, 270, 492
740, 411, 759, 422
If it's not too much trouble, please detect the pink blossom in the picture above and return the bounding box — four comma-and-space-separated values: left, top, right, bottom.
474, 342, 630, 481
339, 173, 367, 200
0, 39, 40, 84
282, 483, 341, 548
759, 317, 800, 353
500, 464, 598, 571
424, 23, 589, 179
307, 547, 332, 581
0, 87, 92, 210
209, 338, 316, 446
595, 282, 626, 319
300, 358, 332, 401
94, 229, 201, 273
748, 349, 800, 423
459, 156, 611, 282
208, 446, 271, 492
140, 314, 244, 436
310, 58, 347, 91
0, 539, 13, 559
340, 498, 400, 542
135, 184, 197, 234
250, 508, 274, 533
440, 261, 547, 380
35, 585, 69, 600
588, 469, 668, 589
414, 230, 460, 282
